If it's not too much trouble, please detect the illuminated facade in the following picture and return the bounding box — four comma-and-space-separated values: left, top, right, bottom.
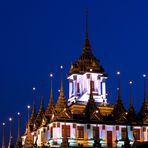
21, 16, 148, 148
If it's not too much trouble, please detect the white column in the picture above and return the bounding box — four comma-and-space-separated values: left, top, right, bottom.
69, 80, 72, 98
98, 79, 101, 95
102, 79, 106, 99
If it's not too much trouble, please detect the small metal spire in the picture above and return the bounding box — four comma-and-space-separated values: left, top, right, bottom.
15, 112, 22, 148
8, 117, 13, 148
83, 9, 91, 51
27, 105, 31, 129
32, 87, 36, 112
17, 112, 20, 138
49, 73, 54, 103
2, 123, 5, 148
60, 65, 64, 93
129, 81, 133, 107
86, 9, 88, 39
143, 74, 147, 103
117, 71, 121, 100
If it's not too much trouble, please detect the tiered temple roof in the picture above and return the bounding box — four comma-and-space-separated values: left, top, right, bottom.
69, 14, 106, 76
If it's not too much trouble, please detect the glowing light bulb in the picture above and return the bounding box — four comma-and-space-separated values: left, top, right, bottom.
60, 65, 63, 69
50, 73, 53, 77
2, 123, 5, 126
17, 112, 20, 116
33, 87, 36, 91
129, 81, 132, 84
27, 105, 30, 109
143, 74, 146, 78
9, 118, 12, 121
117, 71, 120, 75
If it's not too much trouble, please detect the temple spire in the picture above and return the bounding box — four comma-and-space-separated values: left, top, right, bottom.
28, 88, 37, 132
49, 73, 54, 104
35, 96, 45, 128
143, 74, 147, 103
60, 65, 64, 93
59, 65, 65, 99
32, 87, 36, 115
85, 9, 88, 40
127, 81, 137, 123
17, 112, 20, 139
139, 74, 148, 118
15, 112, 22, 148
117, 71, 121, 100
129, 81, 133, 107
55, 66, 67, 113
2, 123, 5, 148
83, 9, 91, 52
8, 117, 13, 148
112, 71, 126, 120
45, 73, 55, 117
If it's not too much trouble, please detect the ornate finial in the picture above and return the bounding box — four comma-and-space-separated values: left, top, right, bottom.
27, 105, 31, 119
15, 112, 22, 148
117, 71, 121, 100
8, 117, 13, 148
60, 65, 64, 92
83, 9, 91, 51
86, 9, 88, 39
143, 74, 147, 103
2, 123, 5, 148
33, 86, 36, 101
49, 73, 54, 105
49, 73, 54, 102
129, 81, 133, 107
27, 105, 31, 128
32, 87, 36, 113
17, 112, 20, 138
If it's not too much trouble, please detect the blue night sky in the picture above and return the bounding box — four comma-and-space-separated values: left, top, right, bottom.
1, 0, 148, 146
